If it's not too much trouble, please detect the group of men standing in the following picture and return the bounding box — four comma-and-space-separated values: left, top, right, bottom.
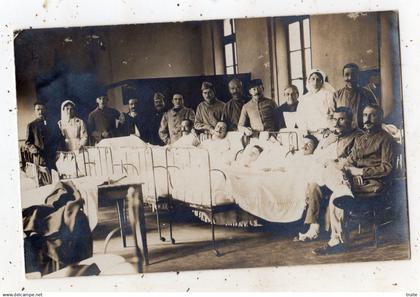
23, 75, 280, 171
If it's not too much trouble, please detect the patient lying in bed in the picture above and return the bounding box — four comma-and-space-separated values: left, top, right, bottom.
232, 134, 315, 172
171, 119, 200, 148
199, 121, 239, 168
225, 134, 353, 223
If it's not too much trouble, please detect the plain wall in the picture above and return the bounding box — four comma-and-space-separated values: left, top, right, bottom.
380, 11, 402, 120
200, 20, 225, 77
15, 27, 110, 141
310, 12, 379, 90
235, 18, 274, 101
15, 22, 216, 140
273, 17, 290, 105
104, 23, 205, 82
103, 22, 207, 111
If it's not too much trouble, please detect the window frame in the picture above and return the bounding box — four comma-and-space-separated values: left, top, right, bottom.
222, 19, 238, 75
284, 16, 312, 95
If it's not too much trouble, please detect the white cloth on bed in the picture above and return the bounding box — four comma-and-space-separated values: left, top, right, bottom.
285, 152, 353, 201
97, 135, 147, 150
56, 151, 86, 178
225, 146, 352, 223
97, 137, 169, 202
225, 167, 307, 222
171, 133, 200, 147
200, 138, 234, 168
167, 147, 234, 206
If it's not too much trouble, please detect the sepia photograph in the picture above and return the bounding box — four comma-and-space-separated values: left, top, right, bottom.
14, 9, 409, 280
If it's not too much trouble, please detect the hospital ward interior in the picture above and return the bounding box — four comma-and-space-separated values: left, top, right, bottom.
15, 11, 409, 277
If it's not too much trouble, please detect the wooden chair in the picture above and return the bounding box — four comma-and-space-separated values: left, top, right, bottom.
343, 138, 406, 248
343, 182, 394, 248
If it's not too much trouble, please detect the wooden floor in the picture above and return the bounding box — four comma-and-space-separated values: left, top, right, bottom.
92, 199, 411, 274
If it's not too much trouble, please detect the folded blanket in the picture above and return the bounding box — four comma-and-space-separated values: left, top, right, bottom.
23, 181, 93, 275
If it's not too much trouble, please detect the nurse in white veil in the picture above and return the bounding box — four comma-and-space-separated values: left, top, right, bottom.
58, 100, 88, 151
296, 69, 335, 136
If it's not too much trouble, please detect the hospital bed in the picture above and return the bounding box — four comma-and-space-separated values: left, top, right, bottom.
75, 145, 170, 245
163, 146, 238, 255
159, 131, 301, 255
52, 131, 304, 256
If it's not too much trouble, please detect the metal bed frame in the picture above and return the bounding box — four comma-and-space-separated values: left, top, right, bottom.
110, 145, 170, 244
53, 131, 301, 257
163, 146, 237, 256
82, 146, 115, 177
80, 145, 173, 249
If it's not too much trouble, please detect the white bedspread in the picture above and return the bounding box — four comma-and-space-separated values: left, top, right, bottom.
167, 148, 234, 206
225, 167, 307, 223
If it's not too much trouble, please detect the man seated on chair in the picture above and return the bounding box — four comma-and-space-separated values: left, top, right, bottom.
171, 119, 200, 147
312, 103, 395, 255
295, 107, 361, 242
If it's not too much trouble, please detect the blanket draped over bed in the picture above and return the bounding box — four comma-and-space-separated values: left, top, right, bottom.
224, 168, 307, 223
23, 181, 93, 275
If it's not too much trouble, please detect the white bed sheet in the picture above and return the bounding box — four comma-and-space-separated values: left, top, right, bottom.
167, 148, 234, 206
224, 166, 307, 223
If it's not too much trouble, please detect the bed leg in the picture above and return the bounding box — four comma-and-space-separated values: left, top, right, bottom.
169, 200, 175, 244
155, 198, 166, 242
211, 209, 220, 256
